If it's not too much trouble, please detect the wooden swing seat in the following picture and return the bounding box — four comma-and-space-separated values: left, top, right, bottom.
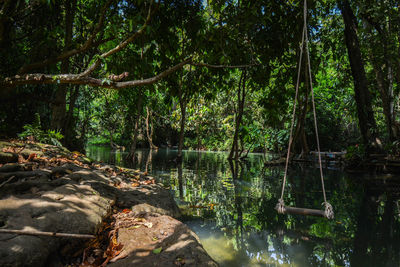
279, 206, 326, 218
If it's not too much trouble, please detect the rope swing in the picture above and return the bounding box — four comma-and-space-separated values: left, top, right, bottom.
275, 0, 334, 220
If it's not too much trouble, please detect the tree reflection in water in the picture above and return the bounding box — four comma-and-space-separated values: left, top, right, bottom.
86, 146, 400, 266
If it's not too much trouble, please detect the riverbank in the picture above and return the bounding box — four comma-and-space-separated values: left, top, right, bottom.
0, 140, 217, 266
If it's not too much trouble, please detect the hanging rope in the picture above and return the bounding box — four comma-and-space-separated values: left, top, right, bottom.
276, 24, 305, 215
276, 0, 334, 220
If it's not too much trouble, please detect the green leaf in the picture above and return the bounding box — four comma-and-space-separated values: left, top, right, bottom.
152, 247, 162, 254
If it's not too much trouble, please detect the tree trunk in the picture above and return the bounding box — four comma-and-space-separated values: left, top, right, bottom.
110, 129, 115, 149
145, 149, 152, 174
292, 64, 310, 157
177, 162, 184, 200
177, 93, 187, 161
50, 0, 76, 132
229, 70, 247, 160
129, 96, 143, 161
145, 106, 157, 150
363, 16, 397, 141
63, 86, 79, 149
371, 55, 396, 141
0, 0, 16, 53
339, 0, 381, 153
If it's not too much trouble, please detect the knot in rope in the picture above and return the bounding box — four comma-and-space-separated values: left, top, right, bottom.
322, 202, 334, 219
275, 199, 286, 214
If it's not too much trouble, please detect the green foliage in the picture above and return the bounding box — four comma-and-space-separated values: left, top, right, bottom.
264, 128, 289, 153
18, 113, 64, 146
1, 0, 398, 156
345, 144, 366, 161
385, 140, 400, 156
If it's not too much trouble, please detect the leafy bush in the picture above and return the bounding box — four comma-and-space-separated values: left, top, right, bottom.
264, 128, 289, 153
385, 140, 400, 156
18, 113, 64, 146
345, 144, 365, 161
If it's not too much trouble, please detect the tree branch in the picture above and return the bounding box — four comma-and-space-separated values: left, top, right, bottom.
191, 62, 259, 69
17, 0, 115, 74
0, 229, 95, 239
1, 57, 263, 90
80, 0, 157, 77
2, 58, 193, 89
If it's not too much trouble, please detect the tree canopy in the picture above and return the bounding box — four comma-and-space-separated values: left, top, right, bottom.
1, 0, 399, 157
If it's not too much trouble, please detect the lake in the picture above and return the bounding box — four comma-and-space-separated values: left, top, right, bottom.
86, 146, 400, 267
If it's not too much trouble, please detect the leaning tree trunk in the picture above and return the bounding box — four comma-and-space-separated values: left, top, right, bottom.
229, 70, 247, 160
177, 93, 187, 161
145, 106, 157, 150
339, 0, 381, 153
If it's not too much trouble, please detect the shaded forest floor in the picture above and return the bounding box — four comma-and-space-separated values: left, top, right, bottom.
0, 140, 217, 267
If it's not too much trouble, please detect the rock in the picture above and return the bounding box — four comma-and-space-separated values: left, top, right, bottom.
117, 184, 181, 218
0, 152, 18, 164
108, 215, 218, 267
19, 149, 44, 159
50, 165, 79, 178
0, 163, 25, 173
0, 169, 51, 180
0, 140, 215, 267
0, 184, 114, 267
131, 203, 175, 217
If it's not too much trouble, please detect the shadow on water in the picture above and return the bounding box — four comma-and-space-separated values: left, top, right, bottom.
86, 146, 400, 266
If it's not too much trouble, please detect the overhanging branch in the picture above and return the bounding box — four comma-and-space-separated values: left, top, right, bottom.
2, 59, 260, 90
191, 62, 259, 69
2, 58, 192, 89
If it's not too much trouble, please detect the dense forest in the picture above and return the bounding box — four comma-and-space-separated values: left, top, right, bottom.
1, 1, 400, 266
1, 0, 399, 160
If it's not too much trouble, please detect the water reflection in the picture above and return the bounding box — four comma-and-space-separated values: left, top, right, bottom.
86, 146, 400, 266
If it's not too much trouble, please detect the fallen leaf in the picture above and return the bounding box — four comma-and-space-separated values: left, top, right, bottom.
174, 257, 186, 266
18, 154, 26, 163
153, 247, 162, 254
144, 222, 153, 228
122, 209, 131, 214
112, 236, 118, 246
27, 153, 36, 161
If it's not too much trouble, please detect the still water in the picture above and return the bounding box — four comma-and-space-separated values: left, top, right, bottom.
86, 146, 400, 267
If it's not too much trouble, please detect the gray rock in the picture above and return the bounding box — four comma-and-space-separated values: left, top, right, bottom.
117, 184, 181, 218
0, 184, 114, 267
108, 215, 218, 267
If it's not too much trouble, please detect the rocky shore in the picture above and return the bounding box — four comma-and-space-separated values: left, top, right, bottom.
0, 140, 217, 266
